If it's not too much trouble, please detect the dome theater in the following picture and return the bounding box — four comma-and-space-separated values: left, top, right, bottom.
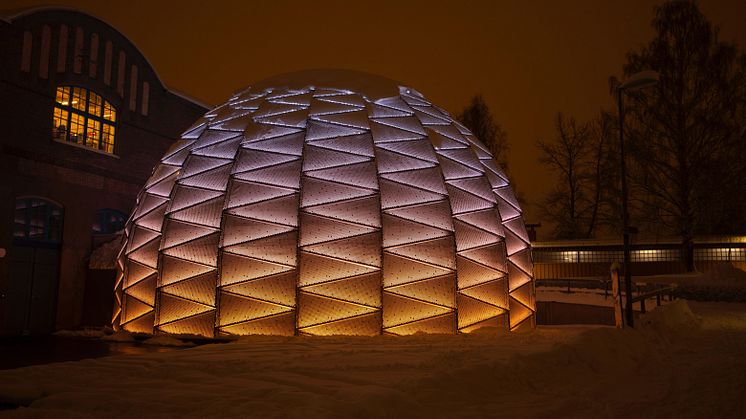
114, 70, 535, 337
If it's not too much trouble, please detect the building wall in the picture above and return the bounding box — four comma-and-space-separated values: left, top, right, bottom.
0, 9, 208, 334
532, 240, 746, 280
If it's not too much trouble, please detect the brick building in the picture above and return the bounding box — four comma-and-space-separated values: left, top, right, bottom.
0, 7, 209, 335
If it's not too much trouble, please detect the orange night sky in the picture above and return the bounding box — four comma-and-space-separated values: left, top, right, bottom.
5, 0, 746, 228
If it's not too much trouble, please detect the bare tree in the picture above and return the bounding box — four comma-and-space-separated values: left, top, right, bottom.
585, 111, 619, 238
458, 95, 510, 173
537, 113, 591, 239
538, 112, 619, 240
619, 0, 746, 270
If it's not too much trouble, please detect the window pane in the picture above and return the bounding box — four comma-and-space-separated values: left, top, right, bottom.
104, 101, 116, 122
53, 107, 69, 140
70, 113, 85, 144
71, 87, 87, 111
86, 119, 101, 149
88, 92, 102, 117
13, 198, 64, 243
55, 86, 70, 105
102, 124, 115, 153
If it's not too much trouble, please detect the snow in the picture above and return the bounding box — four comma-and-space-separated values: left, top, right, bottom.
1, 301, 745, 418
88, 235, 122, 270
537, 263, 746, 308
643, 262, 746, 288
53, 328, 107, 338
141, 336, 194, 347
101, 331, 135, 343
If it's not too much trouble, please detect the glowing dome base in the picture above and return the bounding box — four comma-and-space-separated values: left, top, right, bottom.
114, 71, 535, 337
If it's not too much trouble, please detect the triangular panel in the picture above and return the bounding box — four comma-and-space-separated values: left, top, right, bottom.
160, 255, 214, 287
220, 252, 293, 286
303, 272, 382, 307
161, 271, 217, 306
219, 311, 295, 336
299, 252, 378, 286
300, 312, 381, 336
297, 292, 377, 328
162, 233, 220, 266
380, 167, 447, 194
224, 231, 298, 266
158, 310, 215, 337
226, 194, 299, 227
382, 253, 453, 287
456, 256, 504, 289
303, 232, 381, 266
221, 271, 297, 307
387, 236, 456, 269
300, 177, 374, 207
385, 313, 454, 335
218, 292, 291, 325
299, 213, 377, 247
303, 195, 381, 227
386, 200, 454, 232
124, 273, 157, 305
157, 293, 213, 325
233, 160, 302, 189
386, 274, 455, 308
460, 278, 509, 309
382, 214, 450, 247
226, 180, 295, 208
306, 161, 378, 189
382, 292, 452, 327
457, 294, 506, 329
169, 197, 224, 229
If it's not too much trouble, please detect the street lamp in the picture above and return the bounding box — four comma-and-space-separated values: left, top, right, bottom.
617, 70, 658, 328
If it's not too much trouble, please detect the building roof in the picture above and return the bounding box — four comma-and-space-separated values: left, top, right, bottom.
1, 5, 212, 110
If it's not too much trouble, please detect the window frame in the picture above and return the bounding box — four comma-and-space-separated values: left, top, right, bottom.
13, 197, 65, 247
52, 85, 118, 155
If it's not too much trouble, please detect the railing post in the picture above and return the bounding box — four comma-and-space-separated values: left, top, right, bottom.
640, 297, 646, 314
610, 262, 623, 328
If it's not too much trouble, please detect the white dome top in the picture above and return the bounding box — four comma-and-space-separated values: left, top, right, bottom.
115, 74, 535, 337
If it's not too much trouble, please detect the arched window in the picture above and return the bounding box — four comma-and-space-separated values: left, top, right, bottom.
13, 197, 64, 244
52, 86, 117, 153
92, 208, 127, 234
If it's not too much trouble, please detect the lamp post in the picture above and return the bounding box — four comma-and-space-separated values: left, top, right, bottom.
617, 70, 658, 328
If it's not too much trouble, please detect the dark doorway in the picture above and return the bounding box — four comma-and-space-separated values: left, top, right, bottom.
1, 198, 64, 335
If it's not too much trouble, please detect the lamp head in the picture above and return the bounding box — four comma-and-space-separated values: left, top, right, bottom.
619, 70, 659, 91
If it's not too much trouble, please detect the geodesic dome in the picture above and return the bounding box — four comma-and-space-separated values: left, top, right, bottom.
114, 70, 535, 337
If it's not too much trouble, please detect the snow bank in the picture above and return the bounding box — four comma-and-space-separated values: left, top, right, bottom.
700, 262, 746, 286
88, 235, 122, 269
101, 331, 135, 343
53, 328, 107, 338
141, 336, 194, 347
1, 301, 744, 418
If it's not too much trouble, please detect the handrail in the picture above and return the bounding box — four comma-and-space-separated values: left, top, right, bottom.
631, 285, 677, 313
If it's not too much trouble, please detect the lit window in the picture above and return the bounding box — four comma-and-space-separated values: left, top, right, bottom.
13, 197, 64, 244
52, 86, 117, 153
92, 208, 127, 234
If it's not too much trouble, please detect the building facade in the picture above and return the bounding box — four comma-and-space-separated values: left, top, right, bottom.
0, 7, 208, 335
532, 237, 746, 280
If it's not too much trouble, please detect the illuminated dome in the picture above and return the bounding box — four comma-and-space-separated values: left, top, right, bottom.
114, 70, 535, 337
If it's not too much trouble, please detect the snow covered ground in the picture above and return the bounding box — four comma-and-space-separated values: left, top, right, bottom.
1, 300, 745, 418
